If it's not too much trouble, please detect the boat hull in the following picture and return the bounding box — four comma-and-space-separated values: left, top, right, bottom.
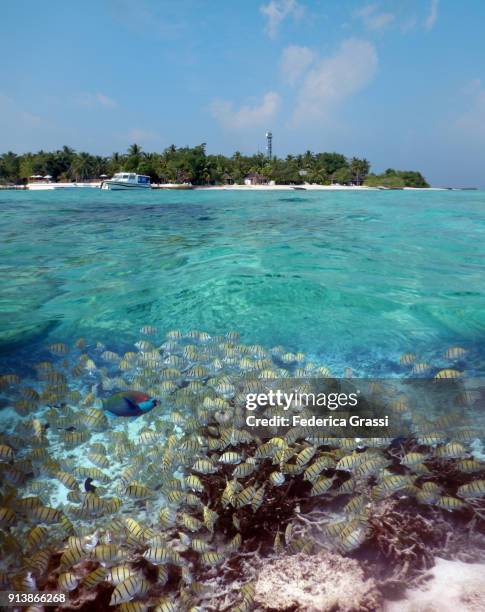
27, 184, 56, 191
27, 182, 101, 190
101, 181, 151, 190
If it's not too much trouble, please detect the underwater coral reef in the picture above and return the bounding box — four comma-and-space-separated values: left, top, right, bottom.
0, 330, 484, 611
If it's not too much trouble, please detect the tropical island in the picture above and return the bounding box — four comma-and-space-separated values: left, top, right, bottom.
0, 144, 429, 188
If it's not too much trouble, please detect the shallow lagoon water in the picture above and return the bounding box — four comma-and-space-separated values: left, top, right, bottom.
1, 188, 485, 374
1, 188, 485, 609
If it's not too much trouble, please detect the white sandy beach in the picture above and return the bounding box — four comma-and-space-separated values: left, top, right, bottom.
195, 184, 373, 191
193, 184, 446, 191
24, 181, 447, 191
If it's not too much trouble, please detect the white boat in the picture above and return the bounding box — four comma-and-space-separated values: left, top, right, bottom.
27, 182, 101, 190
100, 173, 151, 190
27, 183, 56, 191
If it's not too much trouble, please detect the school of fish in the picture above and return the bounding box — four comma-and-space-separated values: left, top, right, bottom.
0, 330, 484, 611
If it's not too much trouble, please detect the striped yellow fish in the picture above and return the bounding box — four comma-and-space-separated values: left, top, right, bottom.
143, 546, 172, 565
200, 551, 225, 566
310, 476, 334, 497
203, 506, 218, 533
0, 506, 16, 526
58, 571, 78, 591
48, 343, 69, 355
434, 369, 462, 380
444, 346, 467, 359
399, 353, 417, 365
83, 567, 107, 588
109, 575, 142, 606
93, 543, 121, 563
29, 505, 62, 523
457, 480, 485, 499
219, 451, 242, 465
436, 496, 465, 511
125, 518, 145, 541
0, 444, 15, 462
411, 362, 431, 374
106, 565, 135, 585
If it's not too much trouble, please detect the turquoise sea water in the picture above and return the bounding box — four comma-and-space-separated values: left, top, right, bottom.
1, 188, 485, 375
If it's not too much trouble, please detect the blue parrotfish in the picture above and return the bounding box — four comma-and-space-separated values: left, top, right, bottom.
102, 391, 158, 417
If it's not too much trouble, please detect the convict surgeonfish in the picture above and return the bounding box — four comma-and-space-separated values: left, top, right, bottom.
102, 391, 158, 417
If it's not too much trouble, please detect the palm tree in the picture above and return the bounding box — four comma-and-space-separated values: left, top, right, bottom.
201, 168, 211, 184
69, 152, 94, 181
92, 156, 108, 178
126, 144, 144, 172
350, 157, 370, 185
0, 151, 20, 183
127, 143, 142, 157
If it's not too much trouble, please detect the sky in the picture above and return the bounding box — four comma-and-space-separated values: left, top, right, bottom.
1, 0, 485, 186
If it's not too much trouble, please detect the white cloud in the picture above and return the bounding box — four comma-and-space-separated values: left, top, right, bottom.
354, 4, 395, 31
0, 93, 53, 150
281, 45, 315, 85
424, 0, 439, 30
0, 93, 44, 128
128, 128, 157, 143
400, 16, 417, 34
456, 82, 485, 139
21, 110, 44, 127
96, 93, 117, 108
260, 0, 303, 38
292, 39, 378, 125
462, 78, 481, 95
211, 92, 280, 130
109, 0, 185, 38
78, 92, 117, 108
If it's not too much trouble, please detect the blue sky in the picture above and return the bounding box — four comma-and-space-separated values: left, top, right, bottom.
1, 0, 485, 186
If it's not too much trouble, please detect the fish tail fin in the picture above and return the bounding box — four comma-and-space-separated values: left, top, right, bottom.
138, 399, 155, 412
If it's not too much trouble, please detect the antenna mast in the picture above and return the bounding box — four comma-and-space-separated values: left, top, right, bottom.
266, 130, 273, 160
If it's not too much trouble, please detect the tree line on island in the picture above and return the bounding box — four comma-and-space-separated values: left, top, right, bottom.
0, 144, 429, 188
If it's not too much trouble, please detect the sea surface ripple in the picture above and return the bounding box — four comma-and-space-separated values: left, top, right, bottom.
1, 188, 484, 375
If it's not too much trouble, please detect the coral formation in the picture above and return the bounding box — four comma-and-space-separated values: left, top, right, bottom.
0, 331, 484, 610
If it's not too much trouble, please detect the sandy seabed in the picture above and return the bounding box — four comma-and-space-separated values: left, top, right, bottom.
383, 558, 485, 612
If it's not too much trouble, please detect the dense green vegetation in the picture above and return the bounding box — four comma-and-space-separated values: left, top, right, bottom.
0, 145, 429, 187
364, 169, 429, 188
